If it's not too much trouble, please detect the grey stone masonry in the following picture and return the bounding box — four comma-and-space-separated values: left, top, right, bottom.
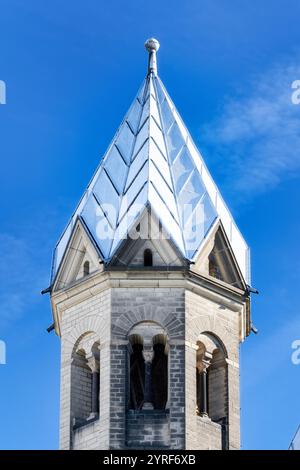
51, 265, 249, 450
126, 410, 170, 448
110, 287, 185, 449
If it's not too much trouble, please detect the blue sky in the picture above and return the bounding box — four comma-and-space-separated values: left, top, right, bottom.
0, 0, 300, 449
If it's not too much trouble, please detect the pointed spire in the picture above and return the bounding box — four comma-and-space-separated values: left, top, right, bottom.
145, 38, 160, 76
51, 40, 250, 285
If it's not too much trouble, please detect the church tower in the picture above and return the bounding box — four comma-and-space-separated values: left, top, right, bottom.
48, 39, 251, 450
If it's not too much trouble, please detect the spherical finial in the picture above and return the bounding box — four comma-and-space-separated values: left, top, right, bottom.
144, 38, 160, 53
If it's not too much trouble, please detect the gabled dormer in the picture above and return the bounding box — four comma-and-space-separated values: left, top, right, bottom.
193, 221, 247, 291
109, 208, 187, 268
53, 218, 103, 292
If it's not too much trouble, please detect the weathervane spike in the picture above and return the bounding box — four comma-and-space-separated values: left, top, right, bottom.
144, 38, 160, 76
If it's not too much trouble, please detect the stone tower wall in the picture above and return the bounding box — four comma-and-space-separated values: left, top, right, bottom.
55, 273, 244, 450
59, 288, 111, 450
185, 289, 241, 450
110, 287, 185, 449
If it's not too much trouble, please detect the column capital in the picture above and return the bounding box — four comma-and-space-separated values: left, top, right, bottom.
86, 354, 99, 373
196, 351, 212, 373
142, 347, 154, 364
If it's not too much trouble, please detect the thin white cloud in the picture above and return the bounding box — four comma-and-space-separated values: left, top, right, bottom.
201, 58, 300, 200
0, 198, 85, 333
0, 234, 43, 329
0, 208, 61, 331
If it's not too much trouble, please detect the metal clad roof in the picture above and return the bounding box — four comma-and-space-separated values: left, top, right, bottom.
51, 39, 250, 283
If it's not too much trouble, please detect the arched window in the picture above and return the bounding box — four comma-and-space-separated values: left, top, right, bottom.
83, 260, 90, 276
128, 323, 168, 411
71, 334, 100, 429
144, 249, 153, 267
196, 334, 228, 432
71, 349, 93, 428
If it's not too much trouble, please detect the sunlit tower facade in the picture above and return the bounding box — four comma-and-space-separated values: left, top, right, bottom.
47, 39, 251, 450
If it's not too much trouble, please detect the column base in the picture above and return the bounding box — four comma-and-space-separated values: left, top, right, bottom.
87, 412, 99, 421
142, 402, 154, 410
196, 407, 209, 419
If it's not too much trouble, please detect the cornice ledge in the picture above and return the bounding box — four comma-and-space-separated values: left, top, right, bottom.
185, 279, 244, 313
51, 271, 109, 304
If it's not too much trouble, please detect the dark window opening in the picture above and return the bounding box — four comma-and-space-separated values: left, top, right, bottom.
130, 344, 145, 410
83, 260, 90, 276
152, 343, 168, 410
144, 249, 153, 267
196, 342, 228, 448
71, 339, 100, 430
208, 255, 222, 280
91, 370, 100, 415
196, 368, 209, 416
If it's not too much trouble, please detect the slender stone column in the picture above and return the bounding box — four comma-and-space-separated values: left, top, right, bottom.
92, 370, 100, 414
196, 352, 211, 417
165, 343, 170, 410
87, 355, 100, 418
200, 369, 208, 416
142, 346, 154, 410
